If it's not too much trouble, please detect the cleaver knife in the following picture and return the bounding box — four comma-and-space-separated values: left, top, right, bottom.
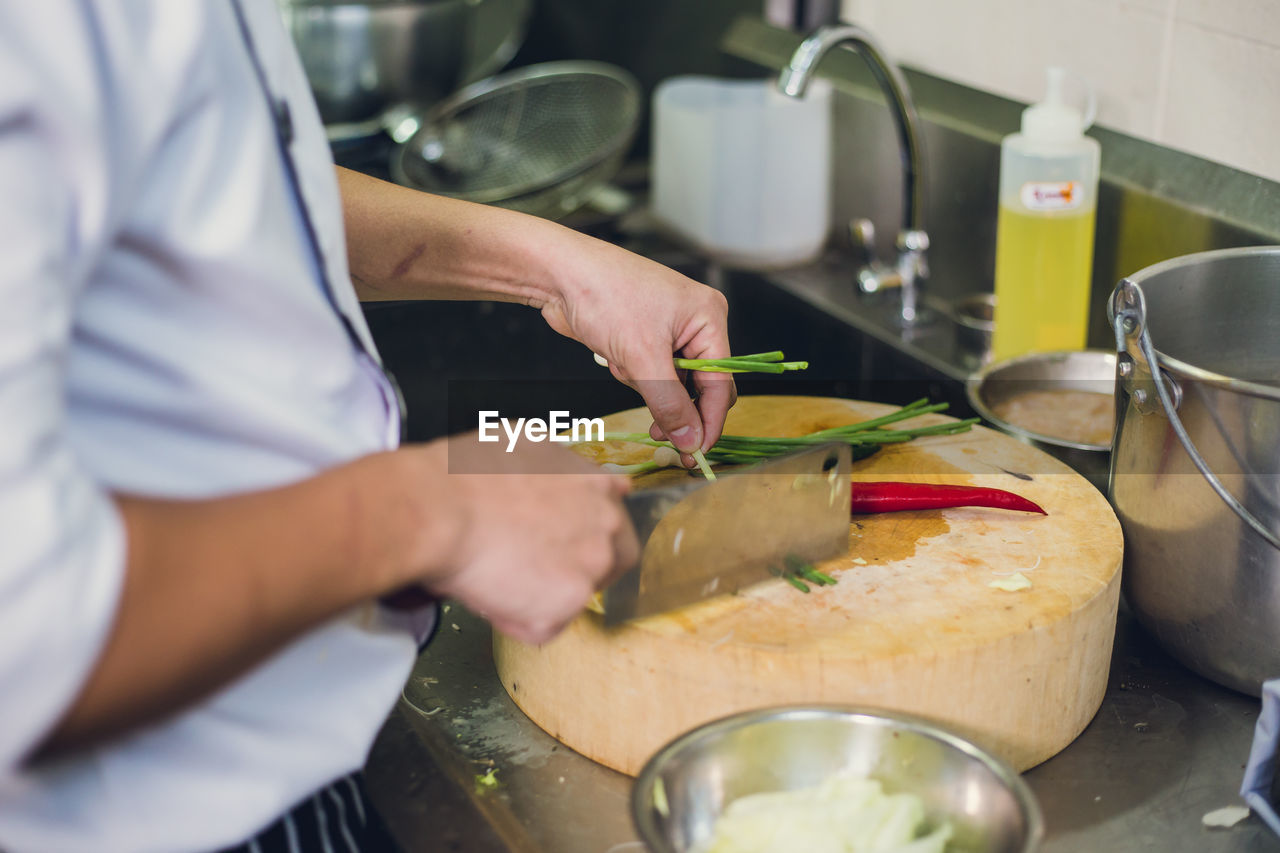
602, 442, 852, 625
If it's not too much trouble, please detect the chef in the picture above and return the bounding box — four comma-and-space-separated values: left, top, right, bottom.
0, 2, 735, 851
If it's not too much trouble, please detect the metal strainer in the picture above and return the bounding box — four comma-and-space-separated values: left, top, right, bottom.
391, 61, 641, 220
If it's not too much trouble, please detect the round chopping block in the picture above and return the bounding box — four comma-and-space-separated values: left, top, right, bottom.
494, 396, 1123, 774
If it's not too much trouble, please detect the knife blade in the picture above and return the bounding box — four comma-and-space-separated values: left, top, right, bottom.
602, 442, 852, 625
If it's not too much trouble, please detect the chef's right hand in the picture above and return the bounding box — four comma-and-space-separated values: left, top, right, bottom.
407, 434, 638, 644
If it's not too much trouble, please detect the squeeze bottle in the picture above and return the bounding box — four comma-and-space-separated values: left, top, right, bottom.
990, 67, 1100, 360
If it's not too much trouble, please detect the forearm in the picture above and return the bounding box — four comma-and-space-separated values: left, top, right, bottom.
39, 448, 456, 758
336, 165, 569, 304
335, 165, 736, 455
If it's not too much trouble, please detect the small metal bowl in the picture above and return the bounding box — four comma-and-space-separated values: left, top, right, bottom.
966, 350, 1116, 491
951, 292, 996, 368
632, 705, 1043, 853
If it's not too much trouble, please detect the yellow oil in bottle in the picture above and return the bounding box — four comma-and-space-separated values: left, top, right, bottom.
991, 203, 1096, 360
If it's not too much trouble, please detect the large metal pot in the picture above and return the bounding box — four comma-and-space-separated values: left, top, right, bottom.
280, 0, 531, 132
1109, 246, 1280, 696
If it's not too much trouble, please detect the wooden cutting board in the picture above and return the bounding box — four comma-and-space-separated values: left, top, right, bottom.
494, 396, 1123, 774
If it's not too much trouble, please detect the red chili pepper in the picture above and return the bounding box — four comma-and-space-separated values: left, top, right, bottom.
850, 482, 1046, 515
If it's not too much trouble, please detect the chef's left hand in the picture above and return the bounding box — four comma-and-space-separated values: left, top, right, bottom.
335, 168, 736, 460
536, 234, 737, 465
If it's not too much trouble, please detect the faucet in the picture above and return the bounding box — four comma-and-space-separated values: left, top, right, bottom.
778, 24, 930, 326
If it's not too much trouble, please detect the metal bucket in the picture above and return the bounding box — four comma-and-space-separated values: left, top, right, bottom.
1109, 246, 1280, 696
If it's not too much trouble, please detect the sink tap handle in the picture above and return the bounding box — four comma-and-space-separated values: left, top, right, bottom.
850, 218, 900, 293
849, 218, 877, 265
894, 229, 930, 325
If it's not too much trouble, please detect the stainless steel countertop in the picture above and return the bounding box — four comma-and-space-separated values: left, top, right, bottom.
358, 188, 1276, 851
364, 601, 1277, 852
362, 244, 1277, 852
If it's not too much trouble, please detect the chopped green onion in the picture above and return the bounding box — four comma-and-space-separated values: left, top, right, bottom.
801, 567, 837, 586
772, 559, 835, 594
784, 574, 811, 593
786, 555, 837, 588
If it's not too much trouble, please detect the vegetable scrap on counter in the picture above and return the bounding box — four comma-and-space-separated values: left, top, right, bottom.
474, 766, 500, 795
1202, 805, 1250, 828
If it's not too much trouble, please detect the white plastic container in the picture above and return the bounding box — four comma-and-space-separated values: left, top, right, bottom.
651, 76, 832, 269
991, 67, 1101, 361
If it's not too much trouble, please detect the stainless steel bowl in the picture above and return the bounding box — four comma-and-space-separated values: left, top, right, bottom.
633, 706, 1042, 853
967, 350, 1116, 491
950, 292, 996, 370
280, 0, 531, 135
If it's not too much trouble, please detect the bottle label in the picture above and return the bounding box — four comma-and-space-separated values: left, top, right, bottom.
1020, 180, 1083, 211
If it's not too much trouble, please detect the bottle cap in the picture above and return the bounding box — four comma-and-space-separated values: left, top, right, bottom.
1021, 67, 1095, 141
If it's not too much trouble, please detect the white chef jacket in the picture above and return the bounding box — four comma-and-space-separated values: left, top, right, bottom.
0, 2, 431, 850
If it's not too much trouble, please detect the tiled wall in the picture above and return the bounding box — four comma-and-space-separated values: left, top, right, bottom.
839, 0, 1280, 183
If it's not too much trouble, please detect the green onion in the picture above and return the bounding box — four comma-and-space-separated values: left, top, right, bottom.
673, 356, 809, 374
601, 399, 977, 479
601, 446, 682, 478
593, 350, 808, 375
600, 460, 661, 476
731, 350, 786, 361
691, 449, 717, 481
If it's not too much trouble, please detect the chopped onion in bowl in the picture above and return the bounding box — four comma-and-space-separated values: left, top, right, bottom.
693, 772, 952, 853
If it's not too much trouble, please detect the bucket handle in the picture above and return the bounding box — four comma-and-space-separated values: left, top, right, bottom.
1111, 278, 1280, 551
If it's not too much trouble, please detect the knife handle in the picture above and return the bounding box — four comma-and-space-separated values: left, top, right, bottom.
379, 586, 437, 611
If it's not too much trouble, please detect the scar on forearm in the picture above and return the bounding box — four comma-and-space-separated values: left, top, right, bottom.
391, 243, 427, 279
